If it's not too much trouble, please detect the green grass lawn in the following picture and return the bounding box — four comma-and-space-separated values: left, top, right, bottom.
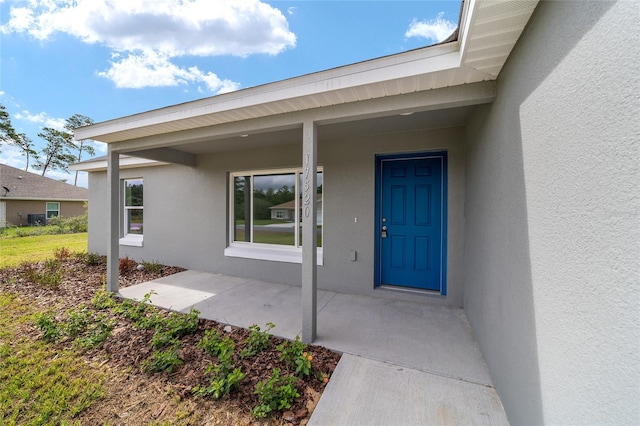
0, 233, 88, 269
0, 293, 104, 424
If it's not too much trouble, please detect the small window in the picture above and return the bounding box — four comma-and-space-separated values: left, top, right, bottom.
46, 202, 60, 219
124, 178, 143, 236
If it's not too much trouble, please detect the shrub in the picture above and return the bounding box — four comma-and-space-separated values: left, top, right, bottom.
240, 322, 275, 358
119, 257, 137, 274
252, 368, 300, 418
141, 260, 162, 274
53, 247, 72, 260
91, 288, 116, 310
198, 328, 236, 361
76, 313, 116, 349
277, 336, 313, 377
24, 261, 63, 289
143, 346, 183, 373
79, 251, 106, 266
35, 312, 60, 342
151, 309, 200, 349
113, 291, 155, 324
47, 213, 88, 233
193, 362, 245, 400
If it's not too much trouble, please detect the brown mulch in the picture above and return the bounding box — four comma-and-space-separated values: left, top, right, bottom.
0, 256, 341, 425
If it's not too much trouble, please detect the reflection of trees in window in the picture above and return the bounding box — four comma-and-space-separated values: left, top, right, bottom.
124, 179, 143, 235
231, 170, 322, 247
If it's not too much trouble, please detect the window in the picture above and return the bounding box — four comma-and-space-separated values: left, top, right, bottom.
46, 202, 60, 219
121, 178, 143, 246
227, 168, 323, 264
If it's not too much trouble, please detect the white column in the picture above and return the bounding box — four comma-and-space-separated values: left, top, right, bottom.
301, 121, 318, 343
106, 149, 120, 293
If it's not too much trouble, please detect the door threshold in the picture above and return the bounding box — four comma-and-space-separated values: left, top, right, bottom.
378, 285, 443, 297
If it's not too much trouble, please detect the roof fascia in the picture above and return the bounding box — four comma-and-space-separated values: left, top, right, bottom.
458, 0, 478, 64
0, 197, 87, 202
108, 80, 496, 153
70, 155, 168, 172
74, 42, 462, 142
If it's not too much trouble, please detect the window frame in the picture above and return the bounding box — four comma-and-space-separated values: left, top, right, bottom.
46, 202, 60, 219
225, 167, 323, 265
120, 178, 144, 247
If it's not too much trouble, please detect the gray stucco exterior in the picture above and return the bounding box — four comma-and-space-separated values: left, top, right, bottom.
89, 126, 466, 307
464, 1, 639, 424
80, 1, 639, 423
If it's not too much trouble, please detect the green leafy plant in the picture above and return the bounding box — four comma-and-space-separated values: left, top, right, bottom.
91, 288, 116, 310
62, 306, 92, 338
240, 322, 275, 358
151, 309, 200, 349
151, 331, 181, 350
113, 291, 155, 325
35, 312, 60, 342
82, 251, 106, 266
43, 258, 61, 270
317, 371, 330, 386
24, 262, 63, 289
76, 313, 116, 349
163, 309, 200, 337
294, 351, 313, 377
143, 345, 183, 373
252, 368, 300, 419
277, 335, 313, 377
193, 361, 245, 400
197, 328, 235, 360
141, 259, 163, 274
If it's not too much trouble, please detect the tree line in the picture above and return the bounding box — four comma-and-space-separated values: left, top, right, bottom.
0, 103, 95, 186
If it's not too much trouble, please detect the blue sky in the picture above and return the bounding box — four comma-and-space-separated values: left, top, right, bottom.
0, 0, 460, 187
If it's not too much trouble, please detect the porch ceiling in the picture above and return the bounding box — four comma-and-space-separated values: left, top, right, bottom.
169, 104, 475, 155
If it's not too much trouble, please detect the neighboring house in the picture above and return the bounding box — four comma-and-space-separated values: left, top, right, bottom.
0, 163, 88, 227
269, 197, 323, 224
71, 1, 639, 424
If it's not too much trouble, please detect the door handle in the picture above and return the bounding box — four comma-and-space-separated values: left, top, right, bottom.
381, 225, 388, 239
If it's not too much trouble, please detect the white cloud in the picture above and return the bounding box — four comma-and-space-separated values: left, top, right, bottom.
1, 0, 296, 56
0, 144, 28, 169
1, 0, 295, 93
405, 12, 457, 43
14, 110, 66, 130
93, 141, 107, 155
97, 50, 240, 93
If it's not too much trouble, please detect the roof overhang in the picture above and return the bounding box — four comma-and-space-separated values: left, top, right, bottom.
0, 197, 88, 202
69, 154, 169, 172
73, 0, 539, 153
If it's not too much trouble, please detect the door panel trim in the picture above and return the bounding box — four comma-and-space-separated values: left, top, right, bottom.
374, 151, 448, 295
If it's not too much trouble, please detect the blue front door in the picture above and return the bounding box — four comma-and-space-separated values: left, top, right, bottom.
377, 154, 446, 293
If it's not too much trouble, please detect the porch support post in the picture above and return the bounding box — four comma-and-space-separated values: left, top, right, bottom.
301, 120, 318, 343
106, 149, 120, 293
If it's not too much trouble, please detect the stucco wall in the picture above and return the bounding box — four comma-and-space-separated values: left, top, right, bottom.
3, 200, 86, 226
464, 1, 639, 424
88, 126, 465, 306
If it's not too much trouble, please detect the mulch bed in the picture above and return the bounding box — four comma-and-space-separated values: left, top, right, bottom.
0, 256, 341, 425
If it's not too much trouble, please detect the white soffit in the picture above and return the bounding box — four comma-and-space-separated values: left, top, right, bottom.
461, 0, 540, 76
69, 155, 168, 172
75, 0, 539, 144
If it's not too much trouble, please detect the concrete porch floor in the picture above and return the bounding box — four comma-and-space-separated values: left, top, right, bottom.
119, 270, 508, 425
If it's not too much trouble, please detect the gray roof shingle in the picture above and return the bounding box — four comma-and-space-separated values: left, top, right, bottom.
0, 163, 88, 200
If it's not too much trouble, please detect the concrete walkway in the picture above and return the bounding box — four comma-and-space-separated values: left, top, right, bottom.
119, 270, 508, 425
